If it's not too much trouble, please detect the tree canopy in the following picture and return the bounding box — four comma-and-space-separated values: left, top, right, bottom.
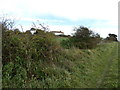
105, 33, 118, 41
71, 26, 101, 49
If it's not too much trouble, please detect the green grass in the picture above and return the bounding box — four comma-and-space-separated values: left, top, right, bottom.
2, 41, 118, 88
55, 36, 69, 42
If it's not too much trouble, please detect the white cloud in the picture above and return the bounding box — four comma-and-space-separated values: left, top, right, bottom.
0, 0, 119, 38
20, 17, 64, 23
0, 0, 118, 20
92, 27, 118, 38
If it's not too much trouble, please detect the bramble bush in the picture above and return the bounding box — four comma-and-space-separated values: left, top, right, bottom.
2, 21, 61, 87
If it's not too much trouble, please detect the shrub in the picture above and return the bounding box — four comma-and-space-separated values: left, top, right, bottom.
61, 39, 74, 49
105, 33, 118, 42
31, 29, 61, 61
70, 26, 101, 49
2, 28, 62, 87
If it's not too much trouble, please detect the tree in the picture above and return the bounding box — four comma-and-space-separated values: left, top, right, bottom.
105, 33, 118, 41
71, 26, 101, 49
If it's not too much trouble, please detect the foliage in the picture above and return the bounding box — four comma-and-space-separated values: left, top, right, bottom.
105, 33, 118, 41
2, 24, 62, 88
2, 19, 118, 88
70, 26, 101, 49
61, 39, 74, 49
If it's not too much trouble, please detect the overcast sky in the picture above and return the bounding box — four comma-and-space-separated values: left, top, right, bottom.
0, 0, 119, 39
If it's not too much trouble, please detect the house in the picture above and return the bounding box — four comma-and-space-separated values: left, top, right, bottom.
50, 31, 64, 35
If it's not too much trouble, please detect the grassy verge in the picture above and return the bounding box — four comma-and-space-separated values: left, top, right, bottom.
2, 42, 118, 88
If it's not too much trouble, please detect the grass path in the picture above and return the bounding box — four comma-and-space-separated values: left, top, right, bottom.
96, 43, 118, 88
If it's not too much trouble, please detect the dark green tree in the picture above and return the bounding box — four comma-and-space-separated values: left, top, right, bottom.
105, 33, 118, 41
71, 26, 101, 49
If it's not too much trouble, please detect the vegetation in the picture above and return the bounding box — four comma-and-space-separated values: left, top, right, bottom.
105, 33, 118, 42
61, 26, 101, 49
1, 18, 119, 88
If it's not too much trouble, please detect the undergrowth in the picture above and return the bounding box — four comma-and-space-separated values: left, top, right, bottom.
2, 28, 118, 88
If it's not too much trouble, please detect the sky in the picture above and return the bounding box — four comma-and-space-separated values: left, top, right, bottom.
0, 0, 119, 39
